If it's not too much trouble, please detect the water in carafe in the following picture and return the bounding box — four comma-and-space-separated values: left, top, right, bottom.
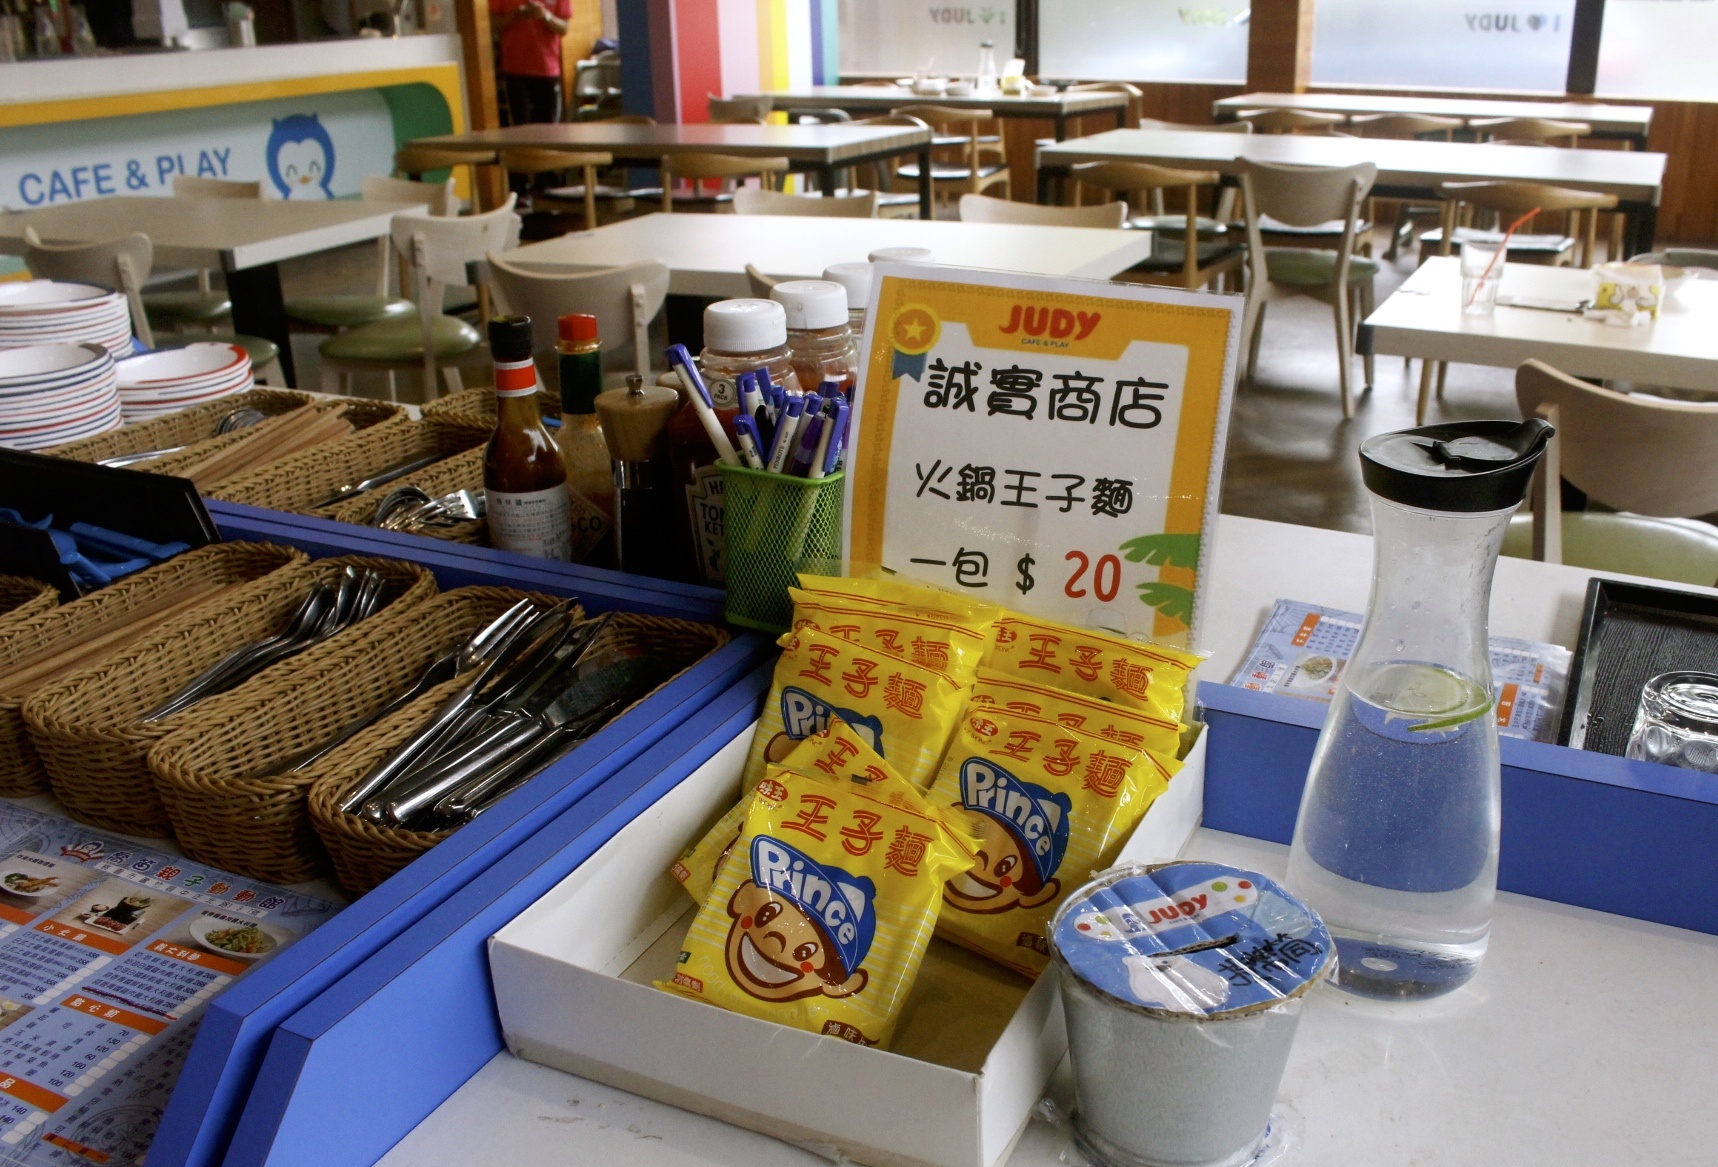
1286, 420, 1552, 1000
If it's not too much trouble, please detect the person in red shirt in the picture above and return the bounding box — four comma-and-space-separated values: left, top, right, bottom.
491, 0, 572, 125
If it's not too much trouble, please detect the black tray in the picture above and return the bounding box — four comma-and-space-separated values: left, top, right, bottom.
1558, 578, 1718, 753
0, 449, 215, 599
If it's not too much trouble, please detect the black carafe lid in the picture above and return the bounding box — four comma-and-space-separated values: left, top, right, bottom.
1360, 419, 1554, 512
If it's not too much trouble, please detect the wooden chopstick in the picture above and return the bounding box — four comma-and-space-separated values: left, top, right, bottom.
180, 406, 355, 489
0, 582, 234, 696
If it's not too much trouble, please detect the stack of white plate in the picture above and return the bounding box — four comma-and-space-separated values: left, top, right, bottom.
114, 342, 253, 423
0, 343, 122, 450
0, 281, 134, 358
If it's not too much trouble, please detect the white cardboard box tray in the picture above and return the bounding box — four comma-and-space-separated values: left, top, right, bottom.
489, 722, 1207, 1167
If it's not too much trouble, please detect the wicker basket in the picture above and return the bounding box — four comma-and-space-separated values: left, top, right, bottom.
0, 543, 307, 800
47, 390, 404, 475
146, 587, 538, 884
24, 555, 436, 837
324, 446, 487, 545
0, 577, 57, 632
307, 610, 731, 896
421, 385, 559, 425
210, 417, 491, 517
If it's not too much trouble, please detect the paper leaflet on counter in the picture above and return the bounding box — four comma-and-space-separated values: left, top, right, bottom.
1229, 599, 1571, 743
0, 802, 337, 1166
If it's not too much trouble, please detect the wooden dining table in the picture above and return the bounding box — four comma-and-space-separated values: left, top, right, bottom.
1213, 92, 1654, 148
741, 85, 1130, 141
0, 195, 414, 386
1035, 129, 1668, 255
409, 121, 938, 218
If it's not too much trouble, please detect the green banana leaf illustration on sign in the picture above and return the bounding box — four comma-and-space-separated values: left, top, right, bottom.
1119, 533, 1200, 626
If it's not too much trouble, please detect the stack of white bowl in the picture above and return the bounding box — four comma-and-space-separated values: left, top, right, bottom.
0, 281, 133, 358
0, 343, 122, 450
114, 342, 253, 423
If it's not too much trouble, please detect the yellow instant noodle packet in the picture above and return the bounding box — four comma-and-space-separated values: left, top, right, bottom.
741, 624, 967, 795
927, 707, 1170, 977
797, 573, 1002, 626
968, 668, 1183, 759
983, 612, 1201, 723
787, 589, 989, 685
672, 716, 905, 905
658, 766, 978, 1048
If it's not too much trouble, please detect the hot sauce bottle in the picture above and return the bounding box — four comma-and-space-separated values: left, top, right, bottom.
484, 315, 571, 562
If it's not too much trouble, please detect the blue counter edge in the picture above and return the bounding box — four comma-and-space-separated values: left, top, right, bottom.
1197, 681, 1718, 936
227, 662, 774, 1167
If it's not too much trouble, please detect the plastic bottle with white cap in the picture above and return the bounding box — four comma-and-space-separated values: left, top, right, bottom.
868, 246, 936, 265
771, 279, 858, 397
697, 297, 801, 400
822, 261, 874, 333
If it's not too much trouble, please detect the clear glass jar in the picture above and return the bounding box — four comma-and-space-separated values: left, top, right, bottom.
772, 279, 857, 396
823, 261, 874, 338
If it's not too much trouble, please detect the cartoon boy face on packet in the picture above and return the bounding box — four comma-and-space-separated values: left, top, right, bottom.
660, 732, 979, 1048
928, 707, 1171, 977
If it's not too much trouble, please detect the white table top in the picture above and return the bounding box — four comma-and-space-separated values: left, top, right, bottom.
1036, 130, 1667, 205
0, 196, 410, 271
498, 213, 1157, 298
374, 513, 1718, 1167
1213, 92, 1654, 136
413, 122, 932, 165
745, 85, 1130, 118
1362, 257, 1718, 394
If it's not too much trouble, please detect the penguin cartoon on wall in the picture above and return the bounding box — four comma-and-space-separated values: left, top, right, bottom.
265, 114, 336, 200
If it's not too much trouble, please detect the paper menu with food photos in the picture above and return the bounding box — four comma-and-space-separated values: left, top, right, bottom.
1230, 599, 1573, 743
845, 265, 1243, 648
0, 803, 337, 1166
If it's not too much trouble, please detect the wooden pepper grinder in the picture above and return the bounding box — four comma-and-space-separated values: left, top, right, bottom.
595, 373, 681, 580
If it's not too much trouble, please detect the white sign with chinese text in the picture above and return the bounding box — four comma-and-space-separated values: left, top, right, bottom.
844, 264, 1242, 647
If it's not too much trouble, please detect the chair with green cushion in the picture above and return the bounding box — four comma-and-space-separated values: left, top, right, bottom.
143, 176, 260, 334
1502, 512, 1718, 587
319, 196, 520, 400
1239, 158, 1379, 418
1513, 359, 1718, 586
284, 174, 456, 333
158, 332, 285, 386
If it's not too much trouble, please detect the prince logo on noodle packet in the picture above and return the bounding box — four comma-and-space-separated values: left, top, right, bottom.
944, 758, 1071, 916
725, 836, 875, 1002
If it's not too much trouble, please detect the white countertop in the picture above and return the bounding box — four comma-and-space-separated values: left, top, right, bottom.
372, 513, 1718, 1167
500, 213, 1158, 298
0, 34, 461, 106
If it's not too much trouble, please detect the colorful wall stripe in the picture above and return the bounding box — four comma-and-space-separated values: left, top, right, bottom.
614, 0, 834, 121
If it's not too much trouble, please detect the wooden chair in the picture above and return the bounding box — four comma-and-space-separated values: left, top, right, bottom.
732, 188, 878, 218
851, 114, 933, 218
1238, 159, 1379, 417
318, 197, 520, 400
1068, 163, 1244, 292
285, 174, 453, 334
707, 95, 772, 124
497, 146, 615, 229
142, 174, 262, 332
958, 194, 1124, 228
1435, 181, 1617, 269
1351, 114, 1461, 260
486, 253, 669, 380
395, 144, 497, 210
1063, 81, 1144, 128
1142, 118, 1252, 134
890, 105, 1009, 204
23, 226, 153, 346
745, 264, 778, 298
1513, 359, 1718, 585
1472, 117, 1590, 147
659, 153, 789, 213
1238, 108, 1346, 136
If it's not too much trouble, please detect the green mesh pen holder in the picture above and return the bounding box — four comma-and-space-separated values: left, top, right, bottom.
720, 465, 846, 634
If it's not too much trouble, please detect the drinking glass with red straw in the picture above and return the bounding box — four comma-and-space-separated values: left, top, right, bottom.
1464, 207, 1541, 309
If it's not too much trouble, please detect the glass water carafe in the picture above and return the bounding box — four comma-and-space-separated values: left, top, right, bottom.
1286, 419, 1552, 1001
